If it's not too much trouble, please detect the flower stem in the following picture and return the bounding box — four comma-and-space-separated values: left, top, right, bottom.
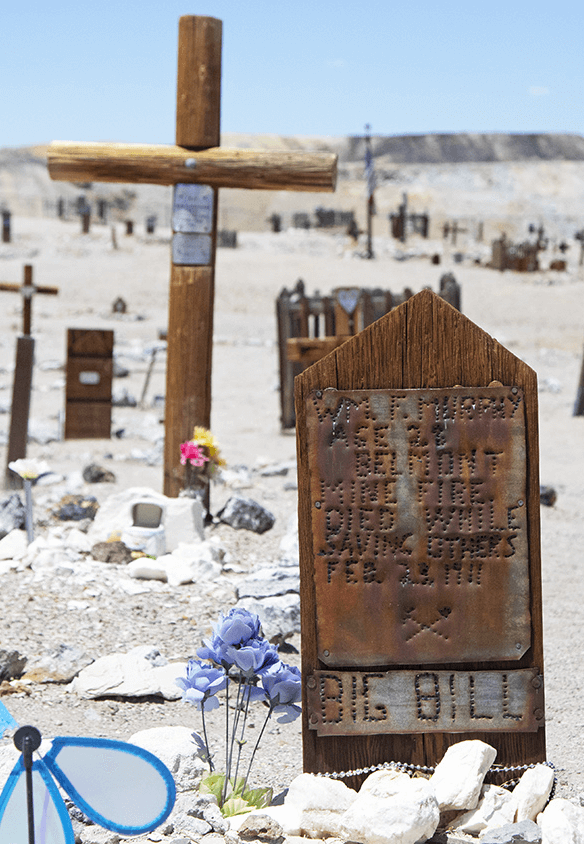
233, 683, 252, 786
23, 480, 33, 544
221, 678, 230, 807
242, 705, 272, 795
201, 703, 214, 773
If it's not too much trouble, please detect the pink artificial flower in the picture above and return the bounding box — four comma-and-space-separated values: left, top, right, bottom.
180, 441, 209, 467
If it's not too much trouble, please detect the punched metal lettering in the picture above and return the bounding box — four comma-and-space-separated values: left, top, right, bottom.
306, 387, 530, 666
306, 669, 543, 735
172, 184, 214, 233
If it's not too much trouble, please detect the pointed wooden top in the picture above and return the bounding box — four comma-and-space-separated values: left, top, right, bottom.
295, 288, 536, 394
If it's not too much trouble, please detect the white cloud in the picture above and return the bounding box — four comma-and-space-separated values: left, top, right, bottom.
529, 86, 550, 97
327, 59, 345, 68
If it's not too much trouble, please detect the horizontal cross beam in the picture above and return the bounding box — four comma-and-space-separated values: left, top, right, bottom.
48, 141, 337, 192
0, 281, 59, 296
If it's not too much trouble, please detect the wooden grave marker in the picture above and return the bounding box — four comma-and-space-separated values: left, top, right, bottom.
65, 329, 114, 439
2, 265, 59, 488
295, 289, 545, 786
47, 15, 337, 497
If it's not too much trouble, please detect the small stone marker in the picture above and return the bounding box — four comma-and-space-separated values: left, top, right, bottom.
295, 289, 545, 781
65, 329, 114, 439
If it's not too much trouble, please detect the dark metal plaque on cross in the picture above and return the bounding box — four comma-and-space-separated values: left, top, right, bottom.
47, 15, 337, 498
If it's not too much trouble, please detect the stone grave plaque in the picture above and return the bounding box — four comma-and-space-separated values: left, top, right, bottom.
306, 385, 530, 667
172, 184, 214, 233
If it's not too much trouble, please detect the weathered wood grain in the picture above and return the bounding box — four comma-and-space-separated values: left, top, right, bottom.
47, 142, 338, 193
295, 289, 545, 782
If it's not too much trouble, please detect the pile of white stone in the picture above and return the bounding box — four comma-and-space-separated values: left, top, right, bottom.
232, 739, 580, 844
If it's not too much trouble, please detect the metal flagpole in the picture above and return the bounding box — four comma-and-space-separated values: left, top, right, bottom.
364, 124, 376, 259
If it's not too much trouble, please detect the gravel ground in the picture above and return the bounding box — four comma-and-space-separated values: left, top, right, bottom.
0, 218, 583, 806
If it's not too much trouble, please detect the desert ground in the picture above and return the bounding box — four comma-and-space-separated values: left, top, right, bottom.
0, 209, 583, 803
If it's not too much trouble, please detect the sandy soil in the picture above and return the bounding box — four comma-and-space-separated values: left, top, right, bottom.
0, 216, 583, 802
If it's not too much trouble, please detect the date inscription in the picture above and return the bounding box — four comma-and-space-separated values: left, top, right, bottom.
306, 387, 531, 666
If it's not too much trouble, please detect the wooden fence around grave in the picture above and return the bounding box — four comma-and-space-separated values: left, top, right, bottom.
276, 275, 461, 429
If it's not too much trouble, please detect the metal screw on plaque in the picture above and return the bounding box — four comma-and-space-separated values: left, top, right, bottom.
185, 158, 197, 169
518, 499, 524, 506
534, 709, 544, 720
307, 677, 316, 690
516, 643, 522, 650
310, 715, 319, 725
511, 386, 518, 394
314, 501, 322, 509
532, 676, 542, 688
316, 390, 323, 398
323, 650, 330, 658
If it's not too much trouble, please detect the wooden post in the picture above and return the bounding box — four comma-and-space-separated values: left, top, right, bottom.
295, 289, 545, 784
47, 15, 337, 499
3, 266, 59, 488
163, 16, 221, 497
2, 211, 11, 244
81, 211, 91, 234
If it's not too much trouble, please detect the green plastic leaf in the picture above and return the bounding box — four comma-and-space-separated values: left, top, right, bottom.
200, 772, 227, 803
244, 786, 273, 809
222, 796, 254, 817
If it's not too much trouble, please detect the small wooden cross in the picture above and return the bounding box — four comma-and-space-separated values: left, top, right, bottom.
2, 265, 59, 488
48, 15, 337, 497
0, 264, 59, 336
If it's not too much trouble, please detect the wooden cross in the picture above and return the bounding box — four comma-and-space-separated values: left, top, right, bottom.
2, 265, 59, 488
47, 15, 337, 497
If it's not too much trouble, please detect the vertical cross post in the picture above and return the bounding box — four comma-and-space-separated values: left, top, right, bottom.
3, 265, 59, 488
164, 16, 222, 497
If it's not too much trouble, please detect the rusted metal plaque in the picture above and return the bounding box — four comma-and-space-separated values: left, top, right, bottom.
306, 387, 530, 666
306, 668, 544, 735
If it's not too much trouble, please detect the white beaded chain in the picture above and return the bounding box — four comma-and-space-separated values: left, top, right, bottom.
316, 759, 557, 792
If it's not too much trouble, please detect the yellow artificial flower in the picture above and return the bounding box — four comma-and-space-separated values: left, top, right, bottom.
192, 427, 226, 467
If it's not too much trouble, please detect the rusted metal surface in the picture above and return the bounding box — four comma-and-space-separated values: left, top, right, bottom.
306, 668, 544, 735
305, 386, 530, 666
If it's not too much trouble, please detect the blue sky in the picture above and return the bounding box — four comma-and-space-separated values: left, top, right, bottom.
1, 0, 582, 147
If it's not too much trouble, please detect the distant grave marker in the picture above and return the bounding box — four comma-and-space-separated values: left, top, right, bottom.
1, 265, 59, 488
2, 211, 11, 244
65, 329, 113, 439
295, 289, 545, 782
48, 15, 336, 497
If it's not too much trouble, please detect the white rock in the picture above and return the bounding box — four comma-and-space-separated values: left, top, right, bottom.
87, 487, 204, 550
538, 797, 584, 842
71, 649, 186, 700
129, 726, 207, 792
64, 527, 93, 553
359, 768, 412, 796
513, 763, 555, 822
450, 783, 515, 834
430, 740, 497, 811
0, 529, 28, 560
236, 594, 300, 643
229, 804, 301, 836
285, 773, 357, 838
341, 774, 439, 844
127, 558, 167, 581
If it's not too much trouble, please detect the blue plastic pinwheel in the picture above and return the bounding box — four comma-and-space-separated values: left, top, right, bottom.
0, 700, 175, 844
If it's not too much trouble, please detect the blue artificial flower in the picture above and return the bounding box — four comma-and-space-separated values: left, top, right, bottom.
261, 664, 302, 723
226, 638, 280, 678
175, 660, 227, 711
215, 608, 262, 646
197, 634, 231, 668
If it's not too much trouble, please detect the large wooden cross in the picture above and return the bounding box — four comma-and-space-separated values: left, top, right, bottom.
48, 15, 337, 497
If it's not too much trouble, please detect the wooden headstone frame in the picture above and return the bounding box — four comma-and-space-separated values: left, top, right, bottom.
65, 329, 114, 439
295, 289, 545, 785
